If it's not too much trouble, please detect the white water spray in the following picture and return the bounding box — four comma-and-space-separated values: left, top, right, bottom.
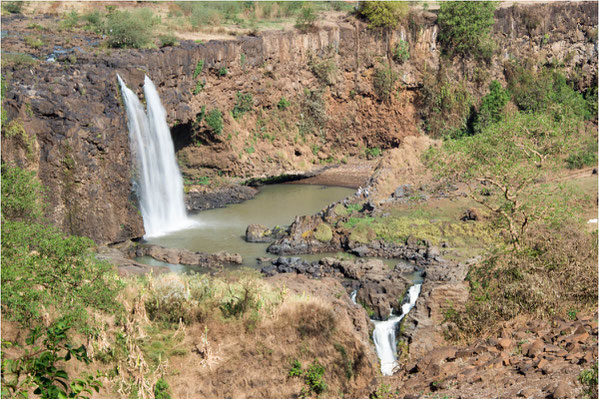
372, 283, 422, 376
118, 74, 195, 238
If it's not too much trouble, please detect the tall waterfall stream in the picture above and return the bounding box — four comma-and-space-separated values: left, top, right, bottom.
118, 74, 196, 238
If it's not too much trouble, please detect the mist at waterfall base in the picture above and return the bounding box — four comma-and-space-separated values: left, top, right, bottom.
117, 74, 197, 238
351, 283, 422, 376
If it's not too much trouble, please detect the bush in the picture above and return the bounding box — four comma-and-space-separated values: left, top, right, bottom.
473, 80, 510, 133
393, 40, 410, 63
1, 320, 102, 399
145, 276, 193, 323
1, 163, 44, 223
421, 72, 473, 138
437, 1, 496, 60
232, 91, 253, 119
373, 64, 398, 102
310, 56, 337, 86
277, 97, 290, 110
105, 10, 153, 49
358, 1, 408, 30
217, 67, 228, 77
579, 363, 598, 399
159, 34, 179, 47
314, 223, 333, 242
2, 1, 23, 14
565, 136, 598, 169
154, 378, 170, 399
295, 5, 317, 32
193, 60, 204, 79
444, 224, 598, 340
1, 164, 123, 331
205, 109, 223, 135
507, 64, 590, 120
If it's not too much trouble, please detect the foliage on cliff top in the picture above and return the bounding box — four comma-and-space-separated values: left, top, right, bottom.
358, 1, 408, 29
437, 1, 496, 60
105, 9, 156, 49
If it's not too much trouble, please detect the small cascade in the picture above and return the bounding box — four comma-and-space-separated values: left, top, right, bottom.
117, 74, 195, 238
372, 283, 422, 376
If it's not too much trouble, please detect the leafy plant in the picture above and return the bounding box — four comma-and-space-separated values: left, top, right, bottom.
358, 2, 408, 30
288, 359, 303, 377
2, 1, 23, 14
217, 67, 228, 77
1, 164, 123, 331
473, 80, 510, 133
192, 80, 205, 95
277, 97, 290, 110
437, 1, 496, 60
24, 36, 44, 49
232, 92, 253, 119
295, 5, 317, 33
579, 363, 598, 398
373, 64, 397, 102
154, 378, 170, 399
393, 40, 410, 63
193, 60, 204, 79
1, 320, 102, 399
205, 109, 223, 135
105, 10, 153, 48
159, 34, 179, 48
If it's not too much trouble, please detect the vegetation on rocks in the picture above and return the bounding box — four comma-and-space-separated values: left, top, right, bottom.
437, 1, 496, 60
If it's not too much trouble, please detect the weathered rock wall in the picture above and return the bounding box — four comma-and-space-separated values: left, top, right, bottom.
1, 2, 596, 244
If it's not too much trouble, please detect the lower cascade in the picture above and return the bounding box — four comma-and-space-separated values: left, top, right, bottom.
117, 74, 195, 238
372, 284, 422, 376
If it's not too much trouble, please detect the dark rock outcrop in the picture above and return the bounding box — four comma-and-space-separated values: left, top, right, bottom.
127, 243, 242, 268
186, 184, 258, 212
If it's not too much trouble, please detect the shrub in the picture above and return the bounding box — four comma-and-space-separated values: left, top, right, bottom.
579, 363, 598, 399
506, 64, 590, 120
205, 109, 224, 135
1, 163, 44, 223
105, 10, 153, 48
193, 60, 204, 79
473, 80, 510, 133
365, 147, 382, 159
0, 320, 102, 399
373, 64, 398, 102
59, 10, 80, 31
303, 361, 328, 395
565, 136, 598, 169
299, 89, 328, 135
295, 5, 317, 32
310, 56, 337, 86
217, 67, 228, 77
393, 40, 410, 63
1, 164, 123, 331
159, 34, 179, 47
314, 223, 333, 242
421, 72, 473, 138
437, 1, 496, 60
277, 97, 290, 110
232, 91, 253, 119
145, 276, 193, 323
358, 2, 408, 30
192, 80, 205, 95
154, 378, 171, 399
2, 1, 23, 14
24, 36, 44, 49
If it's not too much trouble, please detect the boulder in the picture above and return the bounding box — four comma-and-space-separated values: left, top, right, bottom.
245, 224, 272, 243
461, 208, 481, 221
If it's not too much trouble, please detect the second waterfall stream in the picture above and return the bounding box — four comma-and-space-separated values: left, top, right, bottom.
117, 74, 196, 238
352, 283, 422, 376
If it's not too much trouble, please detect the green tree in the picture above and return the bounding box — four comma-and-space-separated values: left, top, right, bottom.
295, 4, 317, 33
425, 111, 583, 248
437, 1, 496, 60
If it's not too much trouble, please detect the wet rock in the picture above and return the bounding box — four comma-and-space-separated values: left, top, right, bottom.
245, 224, 272, 243
186, 184, 257, 212
129, 243, 242, 268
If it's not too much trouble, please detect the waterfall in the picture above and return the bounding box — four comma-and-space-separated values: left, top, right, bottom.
117, 74, 195, 238
372, 283, 422, 376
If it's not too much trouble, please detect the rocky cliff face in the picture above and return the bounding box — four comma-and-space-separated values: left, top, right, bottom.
1, 2, 596, 244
